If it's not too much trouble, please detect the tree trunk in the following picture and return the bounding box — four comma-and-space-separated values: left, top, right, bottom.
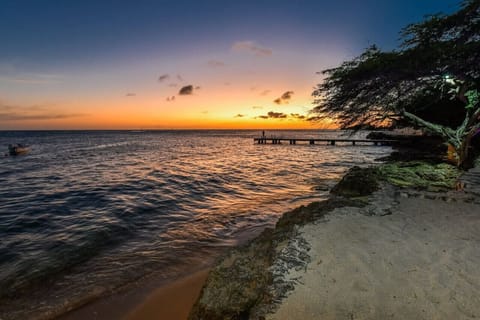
458, 132, 475, 169
401, 110, 476, 169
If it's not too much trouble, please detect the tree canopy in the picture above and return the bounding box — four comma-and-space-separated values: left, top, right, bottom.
311, 0, 480, 129
311, 0, 480, 167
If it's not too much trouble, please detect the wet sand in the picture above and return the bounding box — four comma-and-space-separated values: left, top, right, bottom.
59, 269, 209, 320
124, 269, 209, 320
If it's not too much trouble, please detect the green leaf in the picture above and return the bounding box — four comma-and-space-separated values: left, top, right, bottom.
465, 90, 479, 110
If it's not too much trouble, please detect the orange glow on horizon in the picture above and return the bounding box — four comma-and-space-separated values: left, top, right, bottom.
0, 99, 338, 129
1, 67, 335, 130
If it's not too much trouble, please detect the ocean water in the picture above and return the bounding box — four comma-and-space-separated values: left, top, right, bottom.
0, 130, 391, 318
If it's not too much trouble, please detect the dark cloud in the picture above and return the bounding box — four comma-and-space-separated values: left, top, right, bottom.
232, 41, 272, 57
281, 91, 294, 100
126, 93, 136, 97
268, 111, 287, 118
208, 60, 225, 67
166, 96, 175, 102
179, 85, 194, 95
254, 111, 308, 121
234, 114, 245, 118
306, 116, 323, 122
260, 90, 270, 96
158, 74, 169, 82
256, 111, 287, 119
274, 91, 294, 105
195, 86, 201, 90
290, 113, 306, 119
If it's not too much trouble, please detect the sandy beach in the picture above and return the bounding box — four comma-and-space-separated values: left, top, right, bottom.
269, 195, 480, 319
190, 163, 480, 319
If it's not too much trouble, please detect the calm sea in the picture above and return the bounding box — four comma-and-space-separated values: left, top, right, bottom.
0, 130, 390, 318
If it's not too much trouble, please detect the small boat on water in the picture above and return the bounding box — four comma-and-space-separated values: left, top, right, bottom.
8, 144, 30, 156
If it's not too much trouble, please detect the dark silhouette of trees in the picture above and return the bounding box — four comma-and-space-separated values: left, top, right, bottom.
312, 0, 480, 168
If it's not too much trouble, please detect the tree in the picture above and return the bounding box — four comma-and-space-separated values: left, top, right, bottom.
311, 0, 480, 168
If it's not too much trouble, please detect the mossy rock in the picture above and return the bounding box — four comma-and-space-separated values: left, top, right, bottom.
330, 166, 380, 197
378, 161, 460, 191
189, 229, 275, 320
189, 197, 363, 320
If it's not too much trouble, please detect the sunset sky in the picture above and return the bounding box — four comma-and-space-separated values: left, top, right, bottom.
0, 0, 460, 130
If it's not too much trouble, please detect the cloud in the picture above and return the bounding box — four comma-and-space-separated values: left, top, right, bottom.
195, 86, 201, 90
125, 93, 136, 97
178, 85, 194, 95
0, 73, 64, 85
0, 113, 86, 121
260, 90, 271, 96
234, 114, 245, 118
267, 111, 287, 118
201, 110, 208, 114
281, 91, 293, 100
0, 105, 86, 121
177, 74, 184, 82
256, 111, 287, 119
0, 104, 87, 121
290, 113, 306, 120
232, 41, 272, 57
208, 60, 226, 68
224, 82, 231, 86
255, 111, 308, 121
0, 104, 15, 112
274, 91, 294, 105
166, 96, 175, 102
158, 74, 169, 82
306, 116, 323, 122
168, 83, 178, 87
252, 106, 263, 109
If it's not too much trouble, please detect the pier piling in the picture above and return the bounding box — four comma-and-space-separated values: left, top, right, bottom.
253, 137, 396, 147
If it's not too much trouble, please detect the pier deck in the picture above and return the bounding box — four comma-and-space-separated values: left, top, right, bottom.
254, 137, 396, 146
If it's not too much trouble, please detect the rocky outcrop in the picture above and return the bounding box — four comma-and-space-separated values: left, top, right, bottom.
189, 170, 374, 320
189, 161, 462, 319
378, 161, 460, 191
188, 228, 275, 320
330, 166, 379, 197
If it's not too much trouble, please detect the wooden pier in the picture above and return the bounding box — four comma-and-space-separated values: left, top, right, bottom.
254, 137, 397, 146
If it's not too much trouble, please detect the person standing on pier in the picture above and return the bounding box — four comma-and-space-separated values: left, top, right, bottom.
262, 130, 265, 138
